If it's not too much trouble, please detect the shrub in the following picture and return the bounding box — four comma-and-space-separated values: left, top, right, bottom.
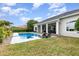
0, 27, 4, 43
11, 26, 27, 32
0, 27, 12, 43
3, 28, 12, 38
0, 36, 3, 43
0, 20, 13, 43
75, 18, 79, 31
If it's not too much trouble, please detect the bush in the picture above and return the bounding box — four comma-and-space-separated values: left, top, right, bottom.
0, 34, 3, 43
0, 27, 4, 43
0, 37, 3, 43
4, 28, 12, 38
0, 27, 12, 43
12, 30, 27, 32
11, 26, 27, 32
75, 18, 79, 31
0, 20, 13, 43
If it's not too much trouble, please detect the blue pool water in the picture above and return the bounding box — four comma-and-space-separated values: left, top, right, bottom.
19, 33, 40, 39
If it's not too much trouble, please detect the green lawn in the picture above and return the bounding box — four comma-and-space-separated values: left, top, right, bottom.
0, 36, 79, 56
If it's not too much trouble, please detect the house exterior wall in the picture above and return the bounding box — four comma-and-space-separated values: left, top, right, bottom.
59, 15, 79, 37
34, 24, 38, 32
34, 10, 79, 37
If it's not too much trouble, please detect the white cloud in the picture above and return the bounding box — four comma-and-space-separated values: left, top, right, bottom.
48, 3, 65, 10
0, 13, 6, 18
20, 17, 43, 23
1, 7, 11, 12
0, 7, 11, 18
10, 8, 29, 16
20, 17, 30, 23
47, 3, 67, 18
53, 6, 67, 13
32, 3, 44, 10
4, 3, 16, 6
48, 7, 67, 18
47, 13, 51, 16
34, 17, 42, 22
1, 6, 29, 16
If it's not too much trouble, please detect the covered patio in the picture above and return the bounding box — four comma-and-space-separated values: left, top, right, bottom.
34, 20, 60, 35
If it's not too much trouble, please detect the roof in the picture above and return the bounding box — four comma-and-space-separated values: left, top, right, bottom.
38, 9, 79, 24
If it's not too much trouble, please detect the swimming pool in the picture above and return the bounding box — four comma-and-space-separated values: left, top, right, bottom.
10, 33, 41, 44
19, 33, 40, 39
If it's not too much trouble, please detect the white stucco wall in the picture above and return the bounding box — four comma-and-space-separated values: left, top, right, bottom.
34, 24, 38, 32
60, 15, 79, 37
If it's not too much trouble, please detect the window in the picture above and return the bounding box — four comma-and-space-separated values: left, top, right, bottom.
66, 20, 76, 31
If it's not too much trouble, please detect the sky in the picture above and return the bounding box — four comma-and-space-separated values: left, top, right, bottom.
0, 3, 79, 26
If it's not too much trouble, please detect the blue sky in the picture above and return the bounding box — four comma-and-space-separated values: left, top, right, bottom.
0, 3, 79, 26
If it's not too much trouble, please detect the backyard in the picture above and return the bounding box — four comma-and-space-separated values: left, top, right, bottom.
0, 3, 79, 56
0, 36, 79, 56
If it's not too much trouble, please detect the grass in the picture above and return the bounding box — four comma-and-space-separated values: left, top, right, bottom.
0, 36, 79, 56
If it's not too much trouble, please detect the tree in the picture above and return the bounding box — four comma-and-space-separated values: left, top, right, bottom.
27, 20, 38, 31
3, 20, 13, 26
0, 20, 4, 26
0, 20, 12, 27
75, 18, 79, 31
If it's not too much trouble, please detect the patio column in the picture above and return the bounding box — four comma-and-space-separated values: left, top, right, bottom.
34, 26, 36, 31
46, 23, 48, 33
40, 25, 42, 33
56, 20, 60, 35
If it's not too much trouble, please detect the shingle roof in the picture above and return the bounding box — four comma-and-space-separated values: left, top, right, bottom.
38, 9, 79, 24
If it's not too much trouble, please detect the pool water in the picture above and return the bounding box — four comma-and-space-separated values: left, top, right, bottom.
11, 33, 41, 44
19, 33, 40, 39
